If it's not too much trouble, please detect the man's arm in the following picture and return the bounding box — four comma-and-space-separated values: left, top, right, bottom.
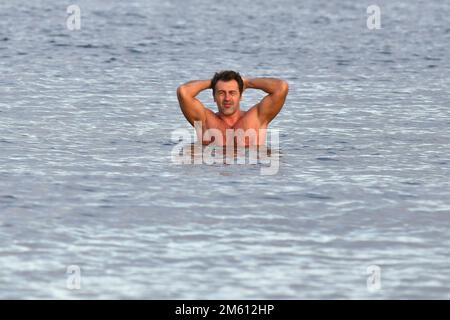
244, 77, 289, 125
176, 80, 211, 126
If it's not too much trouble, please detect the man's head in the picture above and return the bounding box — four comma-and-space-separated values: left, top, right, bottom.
211, 70, 244, 116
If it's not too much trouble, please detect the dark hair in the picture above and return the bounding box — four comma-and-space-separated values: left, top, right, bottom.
211, 70, 244, 96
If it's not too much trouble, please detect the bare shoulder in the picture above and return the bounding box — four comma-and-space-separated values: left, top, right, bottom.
205, 108, 225, 126
233, 106, 265, 129
206, 108, 222, 121
242, 104, 262, 123
244, 104, 259, 116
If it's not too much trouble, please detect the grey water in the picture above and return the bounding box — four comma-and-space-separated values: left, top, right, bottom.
1, 0, 450, 299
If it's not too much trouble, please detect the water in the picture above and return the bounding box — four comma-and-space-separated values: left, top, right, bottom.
1, 0, 450, 299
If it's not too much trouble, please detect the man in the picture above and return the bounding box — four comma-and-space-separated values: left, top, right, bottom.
176, 70, 288, 146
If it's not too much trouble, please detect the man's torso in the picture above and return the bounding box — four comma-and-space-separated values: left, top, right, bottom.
197, 106, 267, 146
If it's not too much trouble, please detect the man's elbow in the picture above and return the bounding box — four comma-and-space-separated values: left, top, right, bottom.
176, 85, 185, 97
176, 85, 188, 100
278, 80, 289, 96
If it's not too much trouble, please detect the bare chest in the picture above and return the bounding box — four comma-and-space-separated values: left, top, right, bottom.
198, 111, 267, 146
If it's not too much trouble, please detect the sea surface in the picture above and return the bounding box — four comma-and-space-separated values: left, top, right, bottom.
1, 0, 449, 299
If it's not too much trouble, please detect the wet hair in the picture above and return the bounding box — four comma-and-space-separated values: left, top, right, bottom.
211, 70, 244, 96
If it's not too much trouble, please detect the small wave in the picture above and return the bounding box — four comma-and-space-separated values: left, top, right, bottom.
424, 56, 440, 61
402, 181, 421, 185
76, 44, 111, 49
127, 48, 146, 54
312, 16, 331, 25
316, 157, 339, 161
336, 59, 351, 66
304, 193, 333, 200
53, 43, 70, 47
0, 195, 18, 201
125, 12, 146, 19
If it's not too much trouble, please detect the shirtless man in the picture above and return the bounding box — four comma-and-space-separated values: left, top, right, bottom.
176, 71, 288, 146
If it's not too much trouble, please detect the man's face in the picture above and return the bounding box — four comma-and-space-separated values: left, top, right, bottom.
213, 80, 242, 116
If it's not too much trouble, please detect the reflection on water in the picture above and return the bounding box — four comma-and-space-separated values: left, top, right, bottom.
172, 144, 282, 175
0, 0, 450, 299
173, 143, 278, 163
